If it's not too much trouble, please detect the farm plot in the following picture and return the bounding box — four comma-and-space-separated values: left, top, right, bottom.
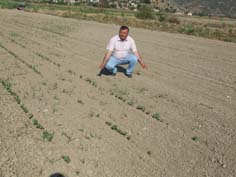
0, 9, 236, 177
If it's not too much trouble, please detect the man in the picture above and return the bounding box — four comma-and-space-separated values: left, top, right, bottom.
99, 26, 147, 78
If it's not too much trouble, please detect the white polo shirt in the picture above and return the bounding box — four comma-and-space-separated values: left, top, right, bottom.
106, 35, 137, 59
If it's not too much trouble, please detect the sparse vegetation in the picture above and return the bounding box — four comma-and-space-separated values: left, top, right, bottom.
0, 79, 29, 114
32, 119, 44, 129
85, 77, 97, 87
35, 52, 61, 67
110, 87, 129, 102
135, 5, 155, 20
42, 131, 54, 142
28, 113, 34, 119
61, 155, 71, 163
106, 122, 128, 138
152, 113, 163, 122
127, 100, 134, 106
0, 43, 42, 76
136, 105, 145, 112
191, 136, 198, 141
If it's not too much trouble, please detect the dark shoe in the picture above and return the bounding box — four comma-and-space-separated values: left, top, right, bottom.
112, 72, 116, 76
125, 73, 132, 78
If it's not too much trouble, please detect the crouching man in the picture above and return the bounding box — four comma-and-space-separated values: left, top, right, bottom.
99, 26, 147, 78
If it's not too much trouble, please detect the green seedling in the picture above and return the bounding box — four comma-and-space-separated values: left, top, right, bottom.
32, 119, 44, 129
28, 113, 33, 119
191, 136, 198, 141
20, 104, 28, 113
116, 128, 128, 136
61, 155, 71, 163
15, 95, 21, 104
85, 78, 92, 83
127, 100, 134, 106
111, 124, 118, 130
42, 131, 54, 142
0, 80, 32, 119
136, 105, 145, 112
152, 113, 160, 120
107, 122, 129, 138
91, 80, 97, 87
115, 94, 126, 102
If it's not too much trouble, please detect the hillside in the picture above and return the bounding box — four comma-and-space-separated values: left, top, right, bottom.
171, 0, 236, 17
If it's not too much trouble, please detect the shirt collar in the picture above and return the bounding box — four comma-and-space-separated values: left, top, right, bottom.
118, 36, 128, 41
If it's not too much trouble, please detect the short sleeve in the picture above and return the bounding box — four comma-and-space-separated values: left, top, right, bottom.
130, 38, 137, 53
106, 38, 115, 51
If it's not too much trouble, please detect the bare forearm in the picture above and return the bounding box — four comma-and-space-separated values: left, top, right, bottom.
100, 51, 112, 68
134, 51, 147, 69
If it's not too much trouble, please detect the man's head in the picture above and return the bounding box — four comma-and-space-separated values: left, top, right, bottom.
119, 26, 129, 41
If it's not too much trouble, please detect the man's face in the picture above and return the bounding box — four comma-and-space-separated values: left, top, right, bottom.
119, 29, 129, 41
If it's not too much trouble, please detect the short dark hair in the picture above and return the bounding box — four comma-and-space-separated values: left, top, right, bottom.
120, 26, 129, 32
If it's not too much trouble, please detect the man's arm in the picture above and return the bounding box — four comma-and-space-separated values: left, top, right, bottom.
134, 51, 147, 69
99, 50, 112, 69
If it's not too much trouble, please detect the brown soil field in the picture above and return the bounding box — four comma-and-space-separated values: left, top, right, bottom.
0, 9, 236, 177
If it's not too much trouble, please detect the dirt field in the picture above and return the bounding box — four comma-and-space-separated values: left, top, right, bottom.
0, 9, 236, 177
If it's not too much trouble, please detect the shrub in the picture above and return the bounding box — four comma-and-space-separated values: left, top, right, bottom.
168, 16, 180, 24
135, 5, 155, 20
178, 25, 195, 35
158, 13, 166, 22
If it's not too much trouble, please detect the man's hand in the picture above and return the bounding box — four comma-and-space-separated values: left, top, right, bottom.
134, 51, 147, 70
99, 63, 105, 69
99, 50, 112, 70
140, 63, 148, 69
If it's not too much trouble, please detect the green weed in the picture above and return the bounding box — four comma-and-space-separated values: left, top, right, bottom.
20, 104, 28, 113
106, 122, 129, 138
61, 155, 71, 163
191, 136, 198, 141
32, 119, 44, 129
28, 113, 34, 119
42, 131, 54, 142
152, 113, 163, 122
136, 105, 145, 112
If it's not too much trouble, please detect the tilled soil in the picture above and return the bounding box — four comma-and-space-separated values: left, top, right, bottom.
0, 9, 236, 177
